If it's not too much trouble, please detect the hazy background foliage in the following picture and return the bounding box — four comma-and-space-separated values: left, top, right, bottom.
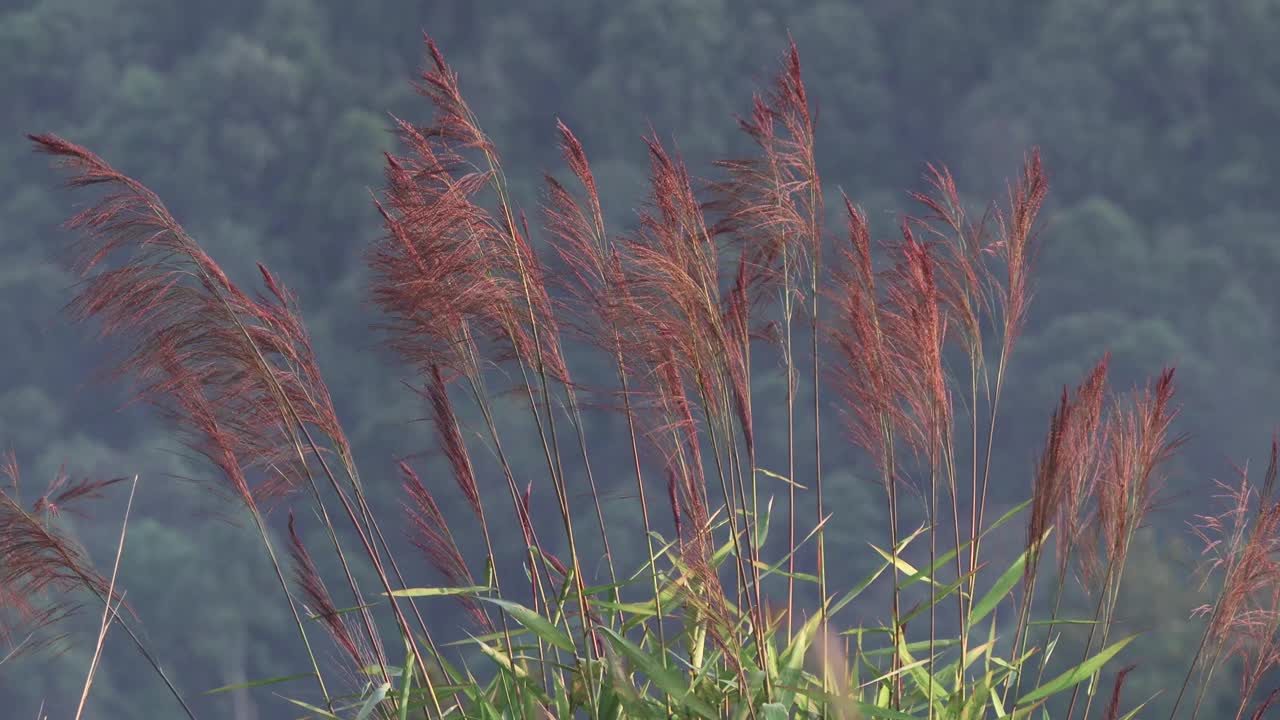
3, 0, 1279, 716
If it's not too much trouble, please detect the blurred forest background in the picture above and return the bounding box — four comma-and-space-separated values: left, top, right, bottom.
4, 0, 1280, 717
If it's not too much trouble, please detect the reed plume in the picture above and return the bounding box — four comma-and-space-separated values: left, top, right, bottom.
400, 462, 491, 631
709, 38, 824, 640
0, 454, 118, 657
21, 29, 1223, 719
287, 513, 369, 672
1171, 439, 1280, 720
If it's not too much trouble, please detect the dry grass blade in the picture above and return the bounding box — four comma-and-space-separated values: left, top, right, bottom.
73, 475, 137, 720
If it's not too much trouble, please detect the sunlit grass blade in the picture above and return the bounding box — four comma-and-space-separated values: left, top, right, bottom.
967, 538, 1041, 629
1015, 635, 1136, 706
387, 585, 491, 598
479, 596, 576, 654
600, 627, 717, 718
204, 673, 316, 695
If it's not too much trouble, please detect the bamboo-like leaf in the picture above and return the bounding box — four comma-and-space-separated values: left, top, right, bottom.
473, 636, 532, 681
479, 596, 575, 653
388, 585, 490, 598
830, 560, 891, 617
847, 703, 919, 719
900, 567, 979, 626
600, 627, 717, 718
968, 538, 1042, 630
960, 671, 994, 720
776, 610, 824, 708
397, 636, 415, 720
354, 682, 391, 720
756, 467, 809, 490
282, 697, 342, 719
802, 689, 918, 720
1117, 696, 1154, 720
897, 634, 949, 707
870, 542, 951, 590
1015, 636, 1135, 706
756, 496, 774, 546
762, 702, 788, 719
204, 673, 314, 694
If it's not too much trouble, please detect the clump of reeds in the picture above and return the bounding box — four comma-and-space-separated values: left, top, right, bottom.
11, 32, 1276, 720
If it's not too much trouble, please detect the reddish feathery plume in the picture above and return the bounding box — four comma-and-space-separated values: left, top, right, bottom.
1103, 664, 1137, 720
250, 263, 351, 460
653, 368, 730, 632
510, 209, 571, 385
30, 134, 346, 509
400, 462, 490, 630
707, 94, 800, 306
368, 120, 512, 377
992, 149, 1048, 359
416, 37, 565, 377
658, 354, 710, 539
880, 221, 951, 463
616, 134, 759, 579
708, 37, 822, 312
153, 343, 293, 511
623, 134, 730, 396
1, 456, 119, 657
1262, 430, 1279, 507
30, 463, 125, 519
632, 347, 720, 597
375, 40, 568, 391
1189, 441, 1280, 693
774, 36, 822, 263
416, 36, 492, 153
1208, 493, 1280, 646
1207, 440, 1280, 718
1027, 387, 1075, 580
667, 471, 684, 545
1224, 579, 1280, 713
1055, 354, 1111, 578
543, 171, 611, 341
554, 121, 604, 235
829, 197, 906, 472
423, 365, 483, 519
542, 121, 629, 355
286, 512, 367, 669
1087, 368, 1185, 589
909, 163, 993, 359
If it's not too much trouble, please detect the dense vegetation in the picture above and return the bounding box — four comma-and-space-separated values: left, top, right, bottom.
5, 1, 1280, 717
